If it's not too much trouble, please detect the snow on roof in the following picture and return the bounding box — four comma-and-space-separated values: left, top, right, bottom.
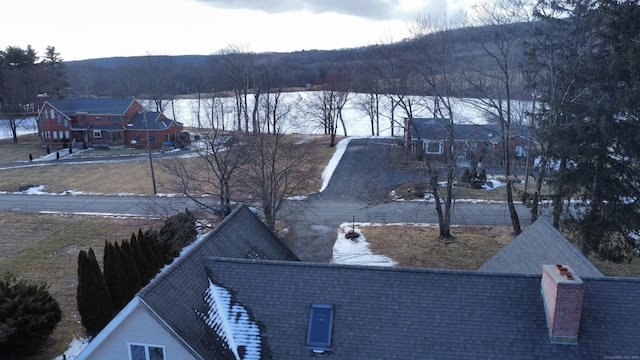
195, 275, 262, 360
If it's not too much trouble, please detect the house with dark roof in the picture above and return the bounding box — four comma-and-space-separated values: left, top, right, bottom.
36, 97, 183, 149
479, 218, 604, 277
404, 117, 529, 167
77, 205, 298, 359
77, 210, 640, 359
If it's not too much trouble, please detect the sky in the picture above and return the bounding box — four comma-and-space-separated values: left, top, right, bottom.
3, 0, 477, 62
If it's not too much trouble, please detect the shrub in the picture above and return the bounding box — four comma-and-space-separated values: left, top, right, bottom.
478, 168, 487, 183
460, 168, 471, 183
159, 209, 197, 256
0, 273, 61, 357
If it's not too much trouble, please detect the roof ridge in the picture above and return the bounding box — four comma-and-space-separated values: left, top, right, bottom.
202, 256, 545, 279
535, 218, 604, 276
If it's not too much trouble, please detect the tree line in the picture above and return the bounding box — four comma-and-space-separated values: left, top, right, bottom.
0, 45, 67, 142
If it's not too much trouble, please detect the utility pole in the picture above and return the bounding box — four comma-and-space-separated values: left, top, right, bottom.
143, 110, 157, 194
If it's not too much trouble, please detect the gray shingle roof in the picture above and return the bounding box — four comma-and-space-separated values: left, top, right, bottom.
47, 98, 136, 116
479, 218, 604, 277
201, 257, 640, 359
409, 118, 528, 142
128, 111, 179, 131
137, 205, 298, 359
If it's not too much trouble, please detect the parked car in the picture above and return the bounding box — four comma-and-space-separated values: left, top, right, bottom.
162, 141, 177, 151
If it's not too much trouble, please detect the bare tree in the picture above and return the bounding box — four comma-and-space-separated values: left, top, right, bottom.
240, 129, 314, 231
261, 88, 293, 135
302, 84, 349, 147
462, 0, 534, 235
364, 42, 420, 137
410, 14, 468, 239
354, 93, 383, 136
159, 92, 244, 216
220, 44, 255, 132
136, 54, 177, 114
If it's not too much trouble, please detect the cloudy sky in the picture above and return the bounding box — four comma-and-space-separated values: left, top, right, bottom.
4, 0, 476, 61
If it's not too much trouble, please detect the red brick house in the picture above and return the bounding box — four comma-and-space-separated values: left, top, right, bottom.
37, 97, 183, 149
404, 117, 530, 167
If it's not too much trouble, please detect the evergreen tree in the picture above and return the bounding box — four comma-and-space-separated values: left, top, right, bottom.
117, 240, 141, 299
103, 241, 129, 310
77, 248, 113, 333
130, 232, 154, 286
0, 272, 61, 357
527, 0, 640, 261
139, 228, 165, 270
158, 209, 197, 257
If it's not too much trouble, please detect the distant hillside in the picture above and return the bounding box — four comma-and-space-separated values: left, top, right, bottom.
64, 22, 532, 99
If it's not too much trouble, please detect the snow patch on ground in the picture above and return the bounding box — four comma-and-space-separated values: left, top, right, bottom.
320, 137, 356, 192
6, 184, 179, 198
331, 222, 397, 266
53, 337, 89, 360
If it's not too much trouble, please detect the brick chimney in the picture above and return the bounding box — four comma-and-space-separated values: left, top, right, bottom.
540, 264, 585, 345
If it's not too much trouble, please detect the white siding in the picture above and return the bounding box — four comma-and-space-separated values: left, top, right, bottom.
87, 303, 196, 360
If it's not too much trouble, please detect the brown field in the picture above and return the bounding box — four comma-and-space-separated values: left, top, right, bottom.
0, 134, 334, 195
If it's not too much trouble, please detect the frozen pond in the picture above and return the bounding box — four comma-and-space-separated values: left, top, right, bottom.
152, 92, 532, 137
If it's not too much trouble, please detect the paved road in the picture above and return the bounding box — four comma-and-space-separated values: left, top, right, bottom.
283, 198, 533, 261
0, 193, 196, 216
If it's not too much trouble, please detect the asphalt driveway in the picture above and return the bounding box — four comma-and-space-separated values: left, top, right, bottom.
313, 137, 425, 202
289, 137, 428, 262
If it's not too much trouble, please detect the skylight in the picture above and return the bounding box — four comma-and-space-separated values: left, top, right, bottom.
306, 303, 334, 352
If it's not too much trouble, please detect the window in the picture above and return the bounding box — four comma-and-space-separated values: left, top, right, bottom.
93, 130, 102, 139
50, 109, 54, 119
515, 145, 527, 157
306, 303, 334, 351
95, 116, 101, 121
149, 135, 155, 142
128, 343, 165, 360
425, 141, 443, 154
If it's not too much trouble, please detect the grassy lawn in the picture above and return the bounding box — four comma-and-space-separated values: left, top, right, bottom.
0, 134, 334, 195
361, 224, 514, 270
0, 133, 48, 163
